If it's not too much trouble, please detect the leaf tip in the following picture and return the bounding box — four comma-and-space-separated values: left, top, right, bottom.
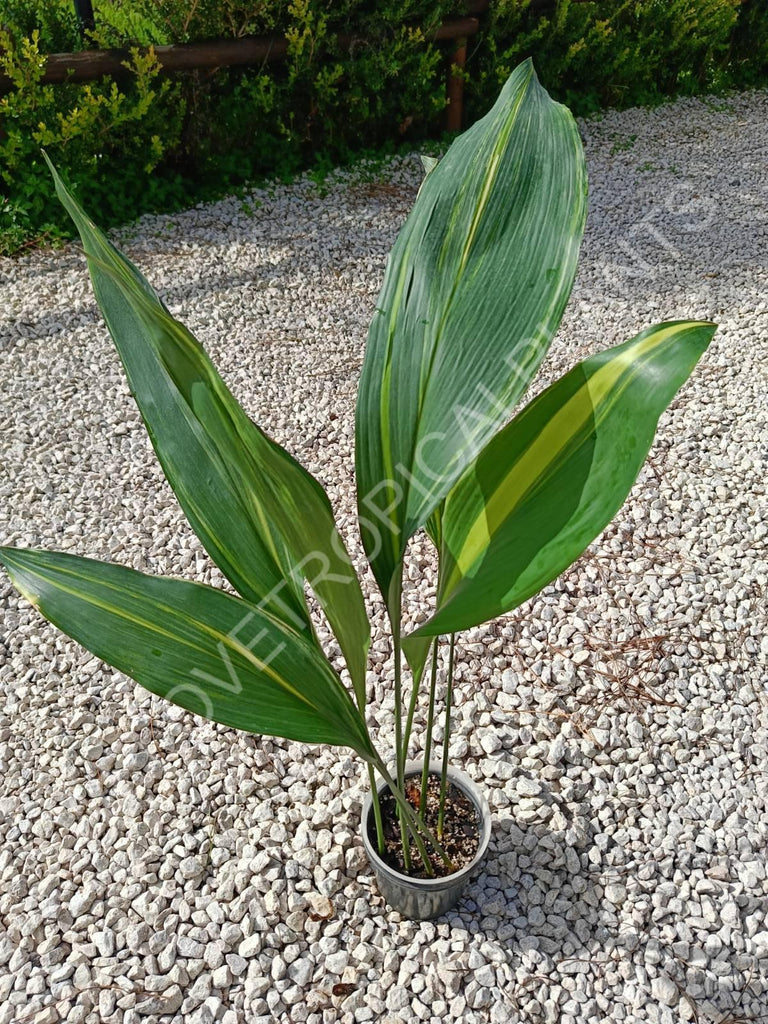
41, 149, 64, 193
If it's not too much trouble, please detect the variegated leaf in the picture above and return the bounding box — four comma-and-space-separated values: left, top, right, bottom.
0, 547, 375, 756
406, 320, 716, 645
46, 156, 370, 701
355, 59, 588, 608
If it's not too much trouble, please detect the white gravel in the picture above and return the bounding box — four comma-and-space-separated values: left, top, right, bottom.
1, 87, 767, 1024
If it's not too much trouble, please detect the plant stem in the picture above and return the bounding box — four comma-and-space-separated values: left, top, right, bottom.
393, 620, 404, 788
376, 762, 454, 874
389, 576, 411, 871
388, 575, 404, 786
401, 659, 421, 769
353, 665, 385, 859
366, 764, 385, 856
419, 636, 439, 821
437, 632, 456, 841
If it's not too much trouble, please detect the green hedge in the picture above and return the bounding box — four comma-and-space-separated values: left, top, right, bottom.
0, 1, 459, 252
469, 0, 767, 118
1, 0, 766, 254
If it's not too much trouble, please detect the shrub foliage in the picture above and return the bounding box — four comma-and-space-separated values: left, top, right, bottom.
470, 0, 754, 117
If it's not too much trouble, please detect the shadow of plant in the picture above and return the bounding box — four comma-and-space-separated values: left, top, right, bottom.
464, 811, 604, 953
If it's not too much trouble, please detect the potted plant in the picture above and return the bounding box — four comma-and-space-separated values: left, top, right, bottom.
0, 60, 715, 920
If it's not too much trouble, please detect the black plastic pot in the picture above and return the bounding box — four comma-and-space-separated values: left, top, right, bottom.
361, 760, 491, 920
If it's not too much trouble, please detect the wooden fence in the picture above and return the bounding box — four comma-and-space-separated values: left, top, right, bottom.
0, 1, 492, 130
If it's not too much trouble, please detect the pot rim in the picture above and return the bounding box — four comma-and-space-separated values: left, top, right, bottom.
361, 759, 492, 889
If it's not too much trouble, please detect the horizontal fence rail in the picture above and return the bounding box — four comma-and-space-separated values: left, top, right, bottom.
0, 17, 485, 85
0, 3, 495, 128
13, 0, 740, 127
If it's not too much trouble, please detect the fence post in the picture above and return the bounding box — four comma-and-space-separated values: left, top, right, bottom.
73, 0, 96, 41
446, 38, 468, 132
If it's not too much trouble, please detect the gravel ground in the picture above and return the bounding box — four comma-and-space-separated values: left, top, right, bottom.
1, 88, 767, 1024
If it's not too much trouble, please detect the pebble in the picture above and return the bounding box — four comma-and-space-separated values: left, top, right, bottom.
212, 965, 232, 988
288, 957, 314, 987
547, 736, 567, 765
605, 884, 627, 906
124, 751, 149, 770
0, 88, 766, 1024
651, 976, 679, 1007
178, 936, 205, 958
479, 731, 502, 755
516, 777, 544, 797
227, 953, 248, 977
137, 985, 184, 1015
306, 892, 334, 919
69, 890, 96, 917
239, 935, 262, 958
79, 738, 103, 761
93, 929, 115, 957
179, 856, 205, 880
326, 951, 349, 975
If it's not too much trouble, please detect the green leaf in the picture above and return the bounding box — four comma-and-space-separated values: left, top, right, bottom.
406, 320, 716, 643
0, 547, 375, 757
355, 59, 588, 606
425, 502, 443, 551
45, 155, 370, 702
